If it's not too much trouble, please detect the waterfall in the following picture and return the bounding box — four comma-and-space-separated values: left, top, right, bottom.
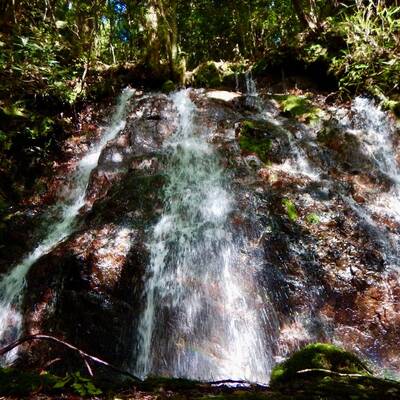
0, 88, 134, 364
347, 97, 400, 266
135, 89, 269, 383
245, 70, 261, 110
351, 97, 398, 183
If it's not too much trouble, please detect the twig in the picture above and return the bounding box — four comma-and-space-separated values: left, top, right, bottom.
296, 368, 368, 378
296, 368, 400, 385
0, 334, 141, 382
208, 379, 267, 388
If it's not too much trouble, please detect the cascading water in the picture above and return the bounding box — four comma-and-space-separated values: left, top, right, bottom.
344, 97, 400, 266
0, 88, 134, 364
135, 89, 270, 383
244, 70, 261, 111
351, 97, 398, 182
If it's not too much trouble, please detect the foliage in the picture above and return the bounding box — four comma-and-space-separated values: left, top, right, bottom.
1, 0, 400, 206
3, 364, 400, 399
0, 368, 102, 397
282, 198, 298, 222
53, 371, 102, 396
322, 1, 400, 98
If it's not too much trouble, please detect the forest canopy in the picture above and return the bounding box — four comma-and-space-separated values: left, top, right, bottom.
0, 0, 399, 209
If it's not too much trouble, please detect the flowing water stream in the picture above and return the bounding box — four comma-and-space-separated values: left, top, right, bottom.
0, 88, 134, 363
135, 89, 270, 383
342, 97, 400, 267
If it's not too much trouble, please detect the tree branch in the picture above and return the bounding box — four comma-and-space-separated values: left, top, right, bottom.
0, 334, 141, 382
296, 368, 400, 386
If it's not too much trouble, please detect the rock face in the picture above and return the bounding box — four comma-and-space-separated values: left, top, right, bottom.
20, 94, 175, 370
5, 88, 400, 380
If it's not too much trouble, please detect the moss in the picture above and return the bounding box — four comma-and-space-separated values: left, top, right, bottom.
193, 61, 223, 88
383, 99, 400, 119
277, 95, 322, 123
238, 120, 274, 163
317, 123, 340, 144
2, 366, 400, 399
192, 61, 246, 89
140, 376, 200, 392
162, 80, 176, 94
306, 213, 320, 224
270, 343, 371, 386
282, 198, 298, 222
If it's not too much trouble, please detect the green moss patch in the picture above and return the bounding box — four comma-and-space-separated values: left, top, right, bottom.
383, 99, 400, 119
306, 213, 320, 224
192, 61, 246, 89
162, 80, 176, 94
282, 198, 298, 222
238, 120, 273, 163
270, 343, 371, 386
277, 95, 323, 123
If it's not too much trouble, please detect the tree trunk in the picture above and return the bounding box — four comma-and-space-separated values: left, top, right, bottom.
291, 0, 319, 31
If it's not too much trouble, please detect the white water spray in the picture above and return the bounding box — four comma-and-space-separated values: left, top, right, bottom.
347, 97, 400, 266
135, 89, 269, 383
0, 88, 134, 363
245, 70, 261, 110
352, 97, 398, 183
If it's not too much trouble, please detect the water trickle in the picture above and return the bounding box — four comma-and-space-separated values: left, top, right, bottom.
352, 97, 398, 183
0, 88, 135, 364
135, 89, 270, 383
244, 70, 261, 111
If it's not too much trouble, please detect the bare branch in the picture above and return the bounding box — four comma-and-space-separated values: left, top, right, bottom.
0, 334, 141, 382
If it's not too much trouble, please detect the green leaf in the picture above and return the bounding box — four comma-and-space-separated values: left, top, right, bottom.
1, 104, 27, 118
20, 36, 29, 46
86, 382, 102, 395
53, 376, 71, 389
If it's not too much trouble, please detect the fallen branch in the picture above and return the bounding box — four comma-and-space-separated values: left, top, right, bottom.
0, 334, 141, 382
296, 368, 368, 378
296, 368, 400, 386
208, 379, 266, 387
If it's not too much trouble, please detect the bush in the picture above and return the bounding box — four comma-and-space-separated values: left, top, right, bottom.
329, 2, 400, 97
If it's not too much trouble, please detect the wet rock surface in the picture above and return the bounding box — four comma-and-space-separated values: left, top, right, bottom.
3, 87, 400, 381
18, 93, 176, 370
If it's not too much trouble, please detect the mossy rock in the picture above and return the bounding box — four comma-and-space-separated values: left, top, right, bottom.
276, 94, 322, 123
270, 343, 371, 386
317, 122, 341, 145
239, 121, 272, 163
193, 61, 223, 88
238, 119, 290, 163
192, 61, 244, 89
383, 99, 400, 119
162, 80, 176, 94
